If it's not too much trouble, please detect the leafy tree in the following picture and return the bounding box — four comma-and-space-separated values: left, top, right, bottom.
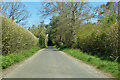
28, 23, 48, 47
40, 2, 95, 47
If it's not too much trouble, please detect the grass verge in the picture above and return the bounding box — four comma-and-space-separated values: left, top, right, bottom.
60, 48, 118, 78
0, 46, 41, 70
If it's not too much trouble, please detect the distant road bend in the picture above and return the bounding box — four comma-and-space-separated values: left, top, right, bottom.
3, 46, 110, 78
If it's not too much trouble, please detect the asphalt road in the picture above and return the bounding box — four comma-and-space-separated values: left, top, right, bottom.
3, 46, 109, 78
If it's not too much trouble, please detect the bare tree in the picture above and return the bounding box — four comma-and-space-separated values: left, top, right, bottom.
97, 2, 118, 23
1, 2, 30, 25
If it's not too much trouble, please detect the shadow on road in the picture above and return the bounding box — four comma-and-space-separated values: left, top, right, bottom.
53, 49, 60, 51
46, 46, 60, 51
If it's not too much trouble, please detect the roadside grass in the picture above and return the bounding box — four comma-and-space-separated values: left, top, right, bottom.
0, 46, 41, 70
61, 48, 118, 78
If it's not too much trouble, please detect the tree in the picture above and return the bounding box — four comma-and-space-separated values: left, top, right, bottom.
1, 2, 30, 25
28, 23, 48, 47
40, 2, 95, 47
97, 2, 118, 25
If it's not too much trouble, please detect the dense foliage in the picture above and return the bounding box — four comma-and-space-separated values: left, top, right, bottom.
28, 23, 48, 48
52, 22, 119, 61
75, 22, 119, 61
2, 17, 39, 55
46, 2, 119, 62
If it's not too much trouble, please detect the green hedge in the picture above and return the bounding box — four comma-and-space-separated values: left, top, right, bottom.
75, 22, 119, 61
2, 17, 39, 55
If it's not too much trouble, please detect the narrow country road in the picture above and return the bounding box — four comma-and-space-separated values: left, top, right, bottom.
3, 46, 109, 78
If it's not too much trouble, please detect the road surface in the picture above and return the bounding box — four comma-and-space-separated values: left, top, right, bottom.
3, 46, 109, 78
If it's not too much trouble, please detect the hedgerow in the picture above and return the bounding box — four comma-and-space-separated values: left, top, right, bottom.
75, 22, 119, 61
2, 17, 39, 55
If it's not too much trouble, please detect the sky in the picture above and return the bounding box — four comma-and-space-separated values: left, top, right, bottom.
23, 2, 51, 28
23, 2, 107, 28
